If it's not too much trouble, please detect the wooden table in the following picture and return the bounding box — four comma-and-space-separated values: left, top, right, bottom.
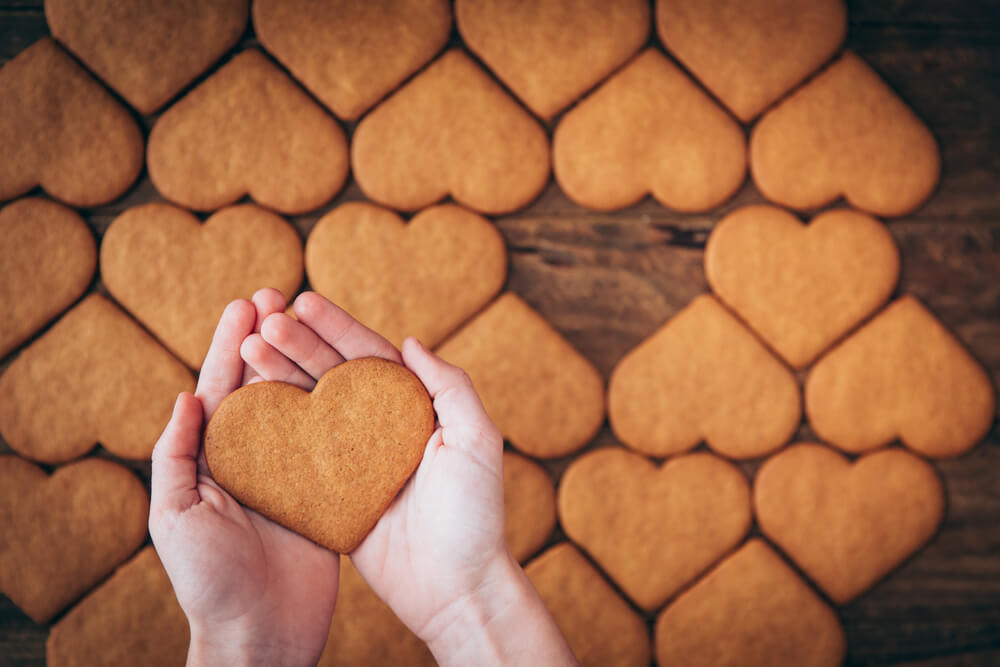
2, 1, 999, 664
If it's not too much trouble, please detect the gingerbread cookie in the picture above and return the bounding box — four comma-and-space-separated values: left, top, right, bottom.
0, 295, 195, 463
0, 38, 143, 207
750, 51, 940, 217
705, 205, 899, 369
147, 49, 348, 215
503, 451, 556, 563
0, 456, 148, 624
655, 539, 845, 667
436, 293, 604, 459
352, 49, 550, 215
558, 448, 751, 611
806, 296, 995, 458
656, 0, 846, 121
46, 547, 189, 667
608, 295, 800, 460
101, 202, 303, 369
0, 198, 95, 358
305, 202, 506, 349
552, 48, 746, 212
254, 0, 451, 121
525, 543, 650, 667
754, 443, 945, 604
204, 358, 434, 553
318, 557, 435, 666
46, 0, 248, 114
456, 0, 649, 119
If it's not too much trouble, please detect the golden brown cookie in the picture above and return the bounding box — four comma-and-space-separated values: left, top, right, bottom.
608, 294, 800, 460
305, 202, 506, 349
436, 293, 604, 459
351, 49, 550, 215
0, 38, 143, 207
754, 443, 945, 604
46, 547, 189, 667
806, 296, 995, 458
204, 358, 435, 553
750, 51, 940, 217
254, 0, 451, 121
0, 198, 95, 358
318, 557, 435, 666
503, 451, 556, 563
147, 49, 348, 215
0, 294, 195, 463
525, 543, 650, 667
552, 48, 746, 212
0, 456, 148, 624
705, 205, 899, 369
46, 0, 249, 114
656, 0, 846, 121
456, 0, 649, 119
101, 202, 303, 369
655, 539, 845, 667
558, 448, 751, 611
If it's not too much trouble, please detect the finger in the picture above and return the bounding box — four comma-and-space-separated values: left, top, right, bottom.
240, 333, 316, 390
293, 292, 401, 363
150, 392, 204, 515
197, 299, 256, 419
243, 288, 290, 384
401, 337, 502, 459
260, 312, 345, 380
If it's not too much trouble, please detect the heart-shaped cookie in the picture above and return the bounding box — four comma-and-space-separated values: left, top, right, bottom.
147, 49, 348, 215
705, 205, 899, 369
608, 294, 800, 460
319, 557, 435, 667
525, 543, 651, 667
655, 539, 845, 667
101, 202, 303, 369
46, 0, 249, 114
750, 51, 940, 217
754, 443, 945, 604
0, 294, 195, 463
805, 296, 995, 458
503, 451, 556, 563
436, 292, 604, 459
656, 0, 846, 121
204, 358, 434, 553
456, 0, 649, 119
558, 448, 751, 611
0, 456, 148, 623
552, 48, 746, 212
47, 547, 190, 667
0, 198, 95, 358
305, 202, 506, 348
254, 0, 451, 121
351, 49, 550, 215
0, 38, 143, 208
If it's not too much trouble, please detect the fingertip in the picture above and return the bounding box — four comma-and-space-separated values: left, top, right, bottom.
260, 312, 290, 346
239, 333, 265, 365
223, 298, 256, 324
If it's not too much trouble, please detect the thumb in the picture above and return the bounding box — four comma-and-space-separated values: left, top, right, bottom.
150, 392, 204, 517
401, 337, 502, 460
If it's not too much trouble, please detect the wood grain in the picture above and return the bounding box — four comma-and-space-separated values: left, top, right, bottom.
2, 1, 999, 665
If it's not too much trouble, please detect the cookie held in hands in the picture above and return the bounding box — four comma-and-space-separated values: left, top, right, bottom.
204, 358, 435, 553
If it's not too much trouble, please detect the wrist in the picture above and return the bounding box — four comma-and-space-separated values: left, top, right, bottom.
421, 549, 576, 667
186, 624, 320, 667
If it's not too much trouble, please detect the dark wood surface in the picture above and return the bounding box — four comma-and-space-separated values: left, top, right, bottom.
2, 1, 999, 665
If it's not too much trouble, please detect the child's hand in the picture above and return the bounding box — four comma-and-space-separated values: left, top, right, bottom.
242, 292, 576, 666
149, 289, 339, 667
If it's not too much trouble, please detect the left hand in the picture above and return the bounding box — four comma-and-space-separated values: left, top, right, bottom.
149, 289, 339, 667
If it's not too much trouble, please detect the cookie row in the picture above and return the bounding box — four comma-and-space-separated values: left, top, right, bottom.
0, 449, 554, 666
3, 10, 938, 217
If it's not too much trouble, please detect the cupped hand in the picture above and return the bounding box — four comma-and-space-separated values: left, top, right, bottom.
149, 289, 339, 667
240, 293, 510, 638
